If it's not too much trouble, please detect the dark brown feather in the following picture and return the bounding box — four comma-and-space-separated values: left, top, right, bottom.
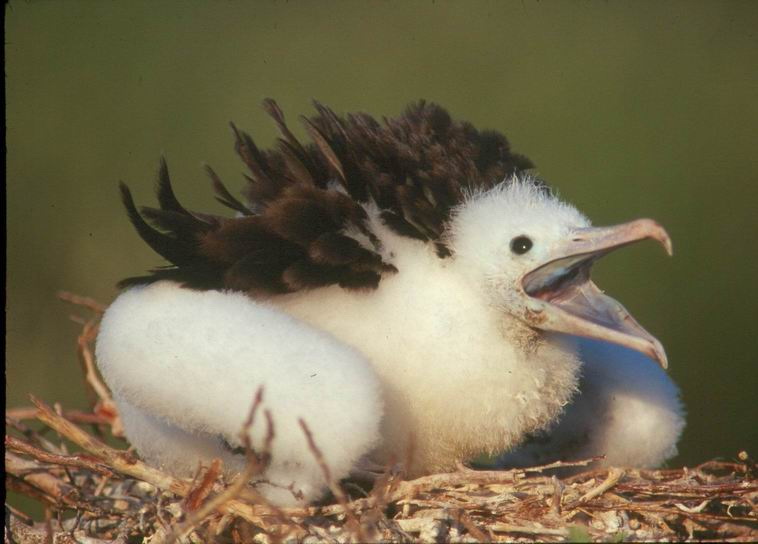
205, 165, 254, 216
155, 157, 191, 216
119, 183, 197, 267
119, 100, 533, 294
139, 207, 209, 239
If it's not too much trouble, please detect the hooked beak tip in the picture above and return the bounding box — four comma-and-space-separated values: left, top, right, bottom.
650, 339, 669, 369
657, 227, 674, 257
645, 219, 673, 256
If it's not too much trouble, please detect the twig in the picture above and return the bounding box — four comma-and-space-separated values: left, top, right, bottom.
550, 474, 564, 516
490, 522, 568, 537
167, 459, 272, 544
7, 407, 112, 425
6, 414, 72, 455
57, 291, 107, 313
6, 435, 114, 476
299, 418, 367, 541
30, 395, 280, 527
56, 291, 123, 436
564, 467, 625, 509
453, 508, 490, 542
74, 319, 123, 438
6, 509, 113, 544
6, 452, 82, 508
166, 391, 293, 544
384, 457, 601, 503
75, 319, 112, 404
183, 459, 223, 512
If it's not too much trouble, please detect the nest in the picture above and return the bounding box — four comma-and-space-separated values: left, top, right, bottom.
5, 294, 757, 543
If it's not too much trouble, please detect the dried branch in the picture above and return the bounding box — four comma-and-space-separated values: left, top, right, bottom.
29, 395, 279, 527
6, 452, 82, 508
6, 435, 113, 476
7, 407, 112, 425
564, 467, 625, 509
57, 291, 107, 313
299, 418, 367, 541
6, 509, 114, 544
183, 459, 222, 513
166, 392, 291, 544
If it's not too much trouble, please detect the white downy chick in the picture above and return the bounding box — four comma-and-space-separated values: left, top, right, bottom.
97, 101, 685, 506
272, 180, 680, 474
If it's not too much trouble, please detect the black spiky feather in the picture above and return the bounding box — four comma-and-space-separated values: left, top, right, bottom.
119, 100, 534, 294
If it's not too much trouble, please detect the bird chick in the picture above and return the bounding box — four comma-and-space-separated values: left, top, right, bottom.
96, 101, 684, 506
498, 337, 685, 472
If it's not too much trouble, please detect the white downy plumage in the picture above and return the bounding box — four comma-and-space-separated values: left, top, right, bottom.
96, 283, 383, 506
498, 337, 686, 471
96, 177, 685, 506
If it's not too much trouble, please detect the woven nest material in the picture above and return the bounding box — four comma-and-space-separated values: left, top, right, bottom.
5, 293, 758, 543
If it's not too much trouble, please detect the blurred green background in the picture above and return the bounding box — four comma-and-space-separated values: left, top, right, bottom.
7, 1, 757, 468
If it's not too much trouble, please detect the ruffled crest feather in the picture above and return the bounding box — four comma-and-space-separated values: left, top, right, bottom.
119, 100, 533, 293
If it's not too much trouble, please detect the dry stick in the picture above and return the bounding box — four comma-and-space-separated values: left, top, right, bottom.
233, 391, 298, 523
308, 457, 603, 518
298, 418, 367, 542
8, 407, 112, 425
366, 461, 404, 527
521, 456, 603, 473
550, 474, 564, 516
6, 452, 81, 507
591, 503, 757, 524
30, 395, 279, 527
75, 319, 119, 418
453, 509, 489, 542
391, 457, 600, 498
166, 390, 298, 544
57, 290, 107, 313
674, 499, 711, 514
167, 455, 274, 544
59, 293, 122, 435
6, 503, 35, 525
76, 319, 110, 401
6, 435, 114, 476
489, 522, 568, 537
240, 387, 265, 439
7, 415, 76, 455
237, 388, 278, 490
183, 459, 223, 513
564, 467, 625, 510
617, 480, 757, 497
6, 509, 114, 544
6, 471, 62, 508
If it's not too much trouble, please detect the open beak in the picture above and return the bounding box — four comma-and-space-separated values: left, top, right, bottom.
521, 219, 673, 368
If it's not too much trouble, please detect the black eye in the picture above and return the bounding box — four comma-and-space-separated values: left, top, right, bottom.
510, 235, 533, 255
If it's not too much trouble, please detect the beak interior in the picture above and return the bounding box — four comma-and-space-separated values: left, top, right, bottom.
523, 253, 596, 302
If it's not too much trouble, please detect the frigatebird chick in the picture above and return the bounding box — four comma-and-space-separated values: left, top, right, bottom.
497, 338, 685, 472
96, 100, 685, 506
